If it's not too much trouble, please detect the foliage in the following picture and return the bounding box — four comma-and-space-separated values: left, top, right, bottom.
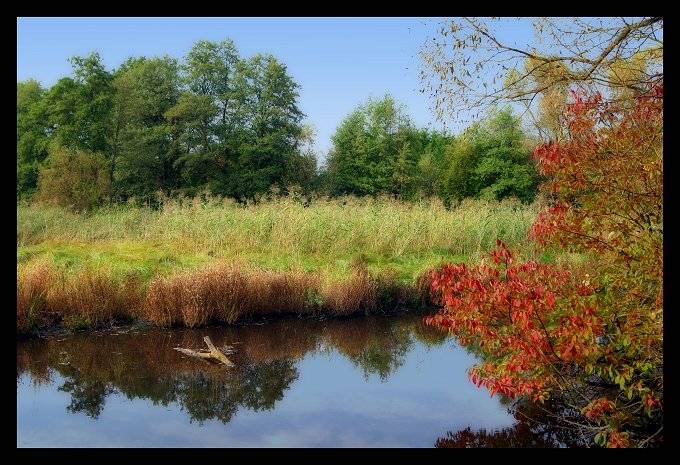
427, 83, 663, 447
441, 108, 540, 203
45, 52, 114, 155
325, 94, 422, 198
420, 17, 663, 127
17, 39, 309, 206
17, 80, 50, 199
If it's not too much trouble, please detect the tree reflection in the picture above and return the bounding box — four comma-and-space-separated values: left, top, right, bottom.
17, 312, 439, 423
435, 399, 590, 448
59, 377, 115, 418
324, 316, 413, 381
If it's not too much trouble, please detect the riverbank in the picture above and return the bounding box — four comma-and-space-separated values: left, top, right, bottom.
18, 196, 578, 335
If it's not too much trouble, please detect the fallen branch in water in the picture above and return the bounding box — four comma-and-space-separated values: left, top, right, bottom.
174, 336, 236, 367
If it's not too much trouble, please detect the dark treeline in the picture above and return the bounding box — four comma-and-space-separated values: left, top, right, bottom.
17, 38, 540, 209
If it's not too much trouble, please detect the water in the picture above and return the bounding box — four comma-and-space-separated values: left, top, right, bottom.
17, 312, 519, 447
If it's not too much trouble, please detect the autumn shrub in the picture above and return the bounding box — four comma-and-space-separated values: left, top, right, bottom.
427, 83, 663, 447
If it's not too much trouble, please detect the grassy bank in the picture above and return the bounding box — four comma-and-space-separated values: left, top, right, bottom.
17, 196, 548, 334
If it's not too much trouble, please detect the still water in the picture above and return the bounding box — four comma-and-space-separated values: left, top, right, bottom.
17, 312, 519, 447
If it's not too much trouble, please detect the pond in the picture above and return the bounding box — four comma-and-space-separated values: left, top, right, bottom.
17, 312, 523, 447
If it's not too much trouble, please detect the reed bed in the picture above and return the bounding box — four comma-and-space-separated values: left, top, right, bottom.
16, 260, 434, 334
17, 195, 537, 262
17, 195, 544, 334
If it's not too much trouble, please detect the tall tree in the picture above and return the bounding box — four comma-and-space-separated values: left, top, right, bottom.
112, 56, 182, 202
228, 53, 304, 199
41, 52, 115, 202
173, 38, 241, 195
17, 79, 50, 198
326, 94, 418, 197
45, 52, 114, 154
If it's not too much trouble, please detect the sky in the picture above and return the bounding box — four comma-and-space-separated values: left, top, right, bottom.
16, 17, 534, 160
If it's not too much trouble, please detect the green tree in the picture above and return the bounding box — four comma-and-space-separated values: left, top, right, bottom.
170, 39, 241, 196
17, 79, 50, 198
282, 124, 319, 195
112, 56, 182, 203
166, 41, 304, 200
40, 52, 116, 203
165, 93, 220, 195
326, 94, 418, 197
227, 54, 304, 199
414, 129, 453, 199
45, 52, 113, 154
441, 109, 539, 203
184, 39, 240, 151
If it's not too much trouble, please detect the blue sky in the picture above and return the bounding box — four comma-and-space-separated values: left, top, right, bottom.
17, 17, 533, 160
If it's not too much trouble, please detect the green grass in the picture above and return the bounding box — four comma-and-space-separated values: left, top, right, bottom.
17, 195, 541, 284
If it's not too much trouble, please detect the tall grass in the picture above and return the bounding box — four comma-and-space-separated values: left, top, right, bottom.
145, 265, 318, 327
17, 261, 138, 334
17, 195, 538, 264
17, 260, 53, 334
17, 259, 427, 334
17, 195, 544, 334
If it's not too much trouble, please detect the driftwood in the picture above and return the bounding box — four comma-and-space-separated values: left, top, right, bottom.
174, 336, 235, 367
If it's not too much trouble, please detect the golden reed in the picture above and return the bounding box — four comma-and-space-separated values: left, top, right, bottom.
17, 261, 434, 334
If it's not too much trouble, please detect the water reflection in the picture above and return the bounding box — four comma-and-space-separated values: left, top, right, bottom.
435, 397, 607, 448
18, 313, 558, 447
17, 314, 444, 426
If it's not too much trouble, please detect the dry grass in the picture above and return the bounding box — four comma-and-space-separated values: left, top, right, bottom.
144, 264, 321, 327
17, 257, 435, 333
16, 260, 53, 334
321, 267, 376, 316
48, 267, 133, 328
17, 262, 139, 334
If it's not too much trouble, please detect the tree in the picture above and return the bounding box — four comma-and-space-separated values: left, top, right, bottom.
282, 124, 319, 195
112, 56, 182, 203
17, 79, 50, 198
414, 129, 453, 199
45, 52, 114, 154
420, 17, 663, 130
170, 39, 241, 197
440, 108, 539, 203
166, 93, 220, 195
167, 42, 304, 200
41, 52, 116, 202
326, 94, 419, 197
227, 53, 304, 199
184, 39, 240, 152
